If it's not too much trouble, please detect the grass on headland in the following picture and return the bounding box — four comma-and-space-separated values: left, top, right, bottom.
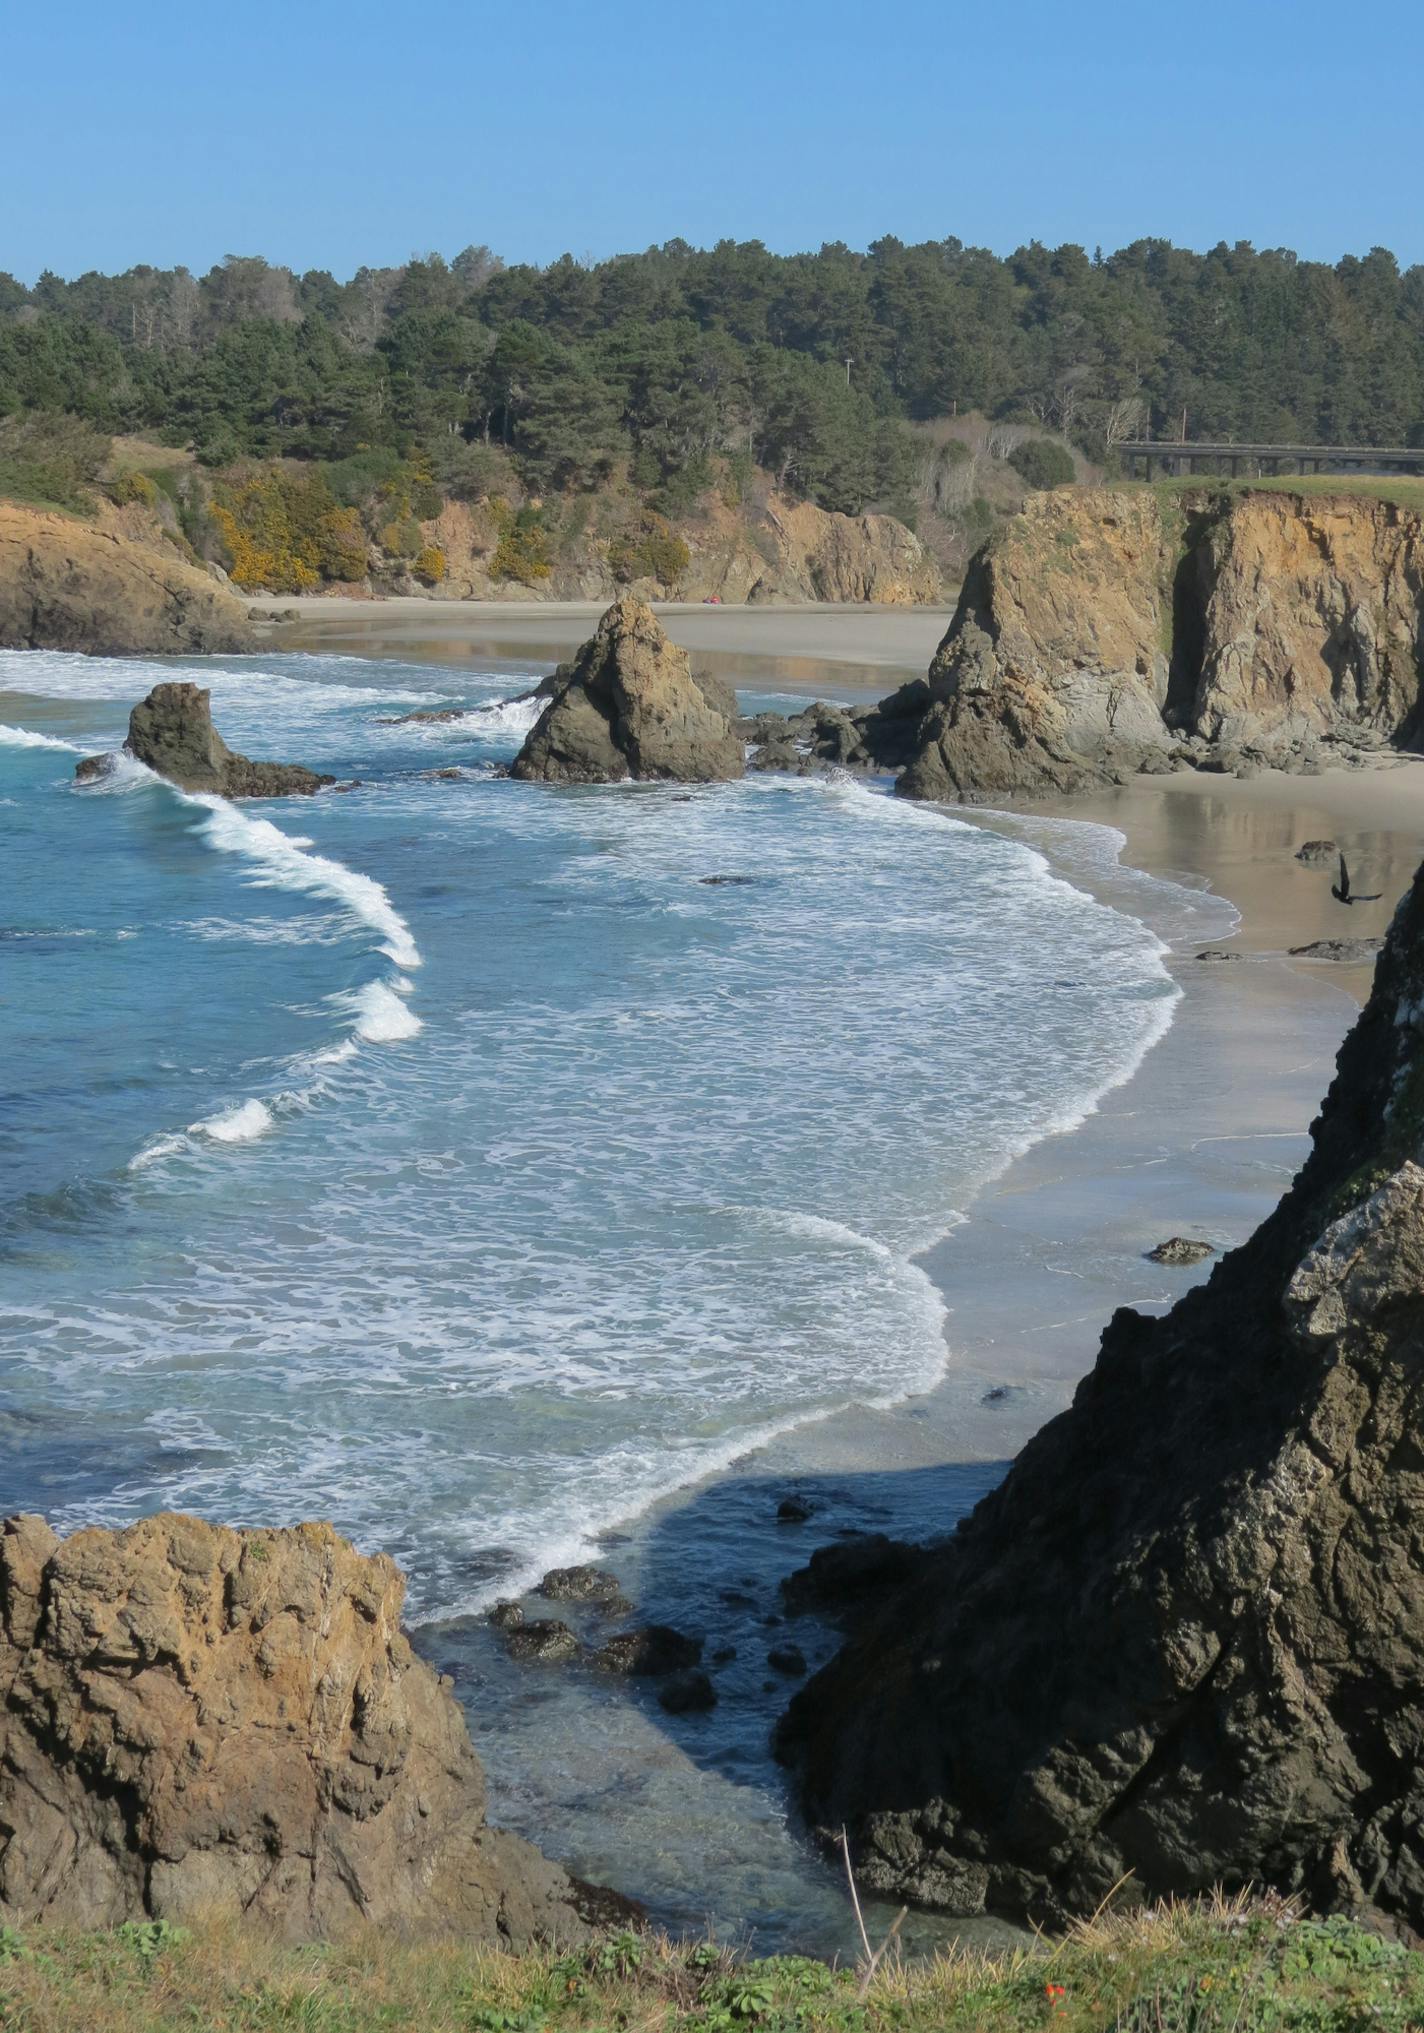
1136, 471, 1424, 516
1, 1894, 1421, 2033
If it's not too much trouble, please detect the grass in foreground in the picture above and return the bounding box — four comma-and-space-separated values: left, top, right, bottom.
1, 1895, 1421, 2033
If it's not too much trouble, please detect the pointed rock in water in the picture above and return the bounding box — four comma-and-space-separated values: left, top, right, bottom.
1146, 1236, 1216, 1266
76, 682, 333, 797
776, 851, 1424, 1936
510, 599, 745, 785
0, 1513, 621, 1939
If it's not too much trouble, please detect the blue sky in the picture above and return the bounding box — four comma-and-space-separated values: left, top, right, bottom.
7, 0, 1423, 281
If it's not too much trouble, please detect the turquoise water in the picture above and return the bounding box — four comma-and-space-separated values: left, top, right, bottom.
1, 648, 1183, 1624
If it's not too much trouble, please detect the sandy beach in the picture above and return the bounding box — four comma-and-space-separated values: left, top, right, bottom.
270, 595, 954, 695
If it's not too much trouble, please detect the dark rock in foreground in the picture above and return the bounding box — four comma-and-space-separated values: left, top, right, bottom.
781, 1534, 926, 1619
511, 599, 744, 785
1146, 1236, 1216, 1266
777, 855, 1424, 1937
77, 683, 333, 798
0, 1513, 619, 1940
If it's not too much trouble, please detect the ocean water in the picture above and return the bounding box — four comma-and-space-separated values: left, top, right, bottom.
0, 647, 1195, 1622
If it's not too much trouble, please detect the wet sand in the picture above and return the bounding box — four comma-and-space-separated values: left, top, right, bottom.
271, 596, 952, 698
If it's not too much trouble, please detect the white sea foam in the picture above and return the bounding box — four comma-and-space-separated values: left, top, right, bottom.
72, 750, 161, 795
339, 979, 423, 1042
0, 723, 85, 752
0, 649, 442, 712
184, 795, 422, 971
190, 1097, 274, 1143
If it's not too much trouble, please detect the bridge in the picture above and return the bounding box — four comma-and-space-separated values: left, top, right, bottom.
1116, 441, 1424, 480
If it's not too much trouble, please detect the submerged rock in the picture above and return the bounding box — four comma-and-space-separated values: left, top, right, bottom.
1146, 1236, 1216, 1266
592, 1625, 702, 1676
776, 851, 1424, 1936
76, 683, 333, 798
1289, 937, 1385, 964
511, 599, 744, 785
658, 1669, 717, 1714
504, 1620, 581, 1665
1297, 838, 1340, 865
536, 1564, 625, 1604
0, 1513, 618, 1939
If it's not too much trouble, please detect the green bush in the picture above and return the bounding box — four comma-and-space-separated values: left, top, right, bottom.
608, 511, 690, 588
108, 469, 159, 508
0, 412, 111, 512
1009, 437, 1076, 490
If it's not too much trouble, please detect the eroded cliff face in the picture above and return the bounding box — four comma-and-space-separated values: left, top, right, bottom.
894, 488, 1424, 799
406, 493, 942, 606
0, 503, 253, 656
778, 860, 1424, 1936
0, 1514, 618, 1941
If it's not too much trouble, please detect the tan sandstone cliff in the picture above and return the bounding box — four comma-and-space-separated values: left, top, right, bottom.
0, 1514, 619, 1941
891, 488, 1424, 800
0, 502, 253, 656
409, 493, 942, 606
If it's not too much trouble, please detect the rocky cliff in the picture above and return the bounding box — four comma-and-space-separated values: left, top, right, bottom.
0, 502, 253, 655
76, 682, 333, 796
512, 598, 745, 784
778, 856, 1424, 1937
0, 1513, 619, 1941
891, 488, 1424, 800
405, 493, 942, 606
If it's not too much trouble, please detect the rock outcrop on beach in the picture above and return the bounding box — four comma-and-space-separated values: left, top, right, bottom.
0, 502, 253, 655
0, 1513, 618, 1941
76, 682, 334, 796
511, 599, 745, 784
778, 857, 1424, 1937
884, 488, 1424, 800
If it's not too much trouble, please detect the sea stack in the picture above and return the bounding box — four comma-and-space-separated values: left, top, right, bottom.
510, 598, 745, 785
778, 865, 1424, 1937
0, 1513, 620, 1940
77, 681, 333, 796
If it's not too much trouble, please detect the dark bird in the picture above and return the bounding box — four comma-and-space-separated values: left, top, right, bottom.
1332, 854, 1381, 906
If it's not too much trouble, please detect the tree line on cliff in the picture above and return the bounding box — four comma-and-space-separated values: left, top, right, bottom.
2, 238, 1423, 519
